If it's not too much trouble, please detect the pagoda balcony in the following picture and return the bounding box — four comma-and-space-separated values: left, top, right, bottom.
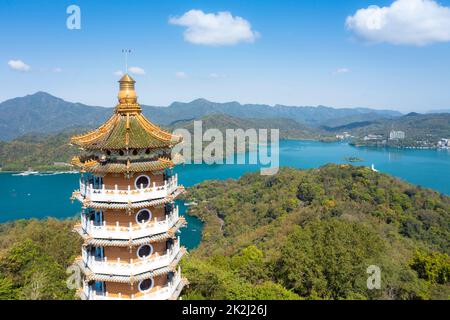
81, 240, 182, 277
79, 206, 180, 240
81, 269, 186, 300
79, 174, 178, 203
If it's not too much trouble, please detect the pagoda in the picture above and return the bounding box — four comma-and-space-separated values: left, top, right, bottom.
71, 74, 188, 300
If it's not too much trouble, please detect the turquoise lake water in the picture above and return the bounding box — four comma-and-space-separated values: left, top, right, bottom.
1, 140, 449, 249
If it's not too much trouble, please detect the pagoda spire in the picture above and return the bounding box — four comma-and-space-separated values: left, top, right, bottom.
116, 73, 141, 113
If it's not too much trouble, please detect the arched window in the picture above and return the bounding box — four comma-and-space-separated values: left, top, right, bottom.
137, 244, 153, 259
135, 175, 151, 189
138, 278, 154, 293
136, 209, 152, 224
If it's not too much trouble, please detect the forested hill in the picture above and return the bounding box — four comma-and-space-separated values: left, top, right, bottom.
0, 165, 449, 299
181, 165, 450, 300
167, 113, 329, 140
0, 129, 86, 171
0, 92, 400, 141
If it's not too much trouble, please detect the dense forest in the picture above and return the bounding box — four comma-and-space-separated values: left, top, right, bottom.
0, 131, 80, 172
0, 165, 449, 299
0, 219, 81, 299
180, 165, 450, 299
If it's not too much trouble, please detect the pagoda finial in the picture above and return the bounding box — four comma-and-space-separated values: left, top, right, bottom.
116, 49, 141, 113
116, 73, 141, 113
122, 49, 131, 73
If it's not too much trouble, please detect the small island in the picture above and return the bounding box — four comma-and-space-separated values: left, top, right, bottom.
344, 156, 364, 163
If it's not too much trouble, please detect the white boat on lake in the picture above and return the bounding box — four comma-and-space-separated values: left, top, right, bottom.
12, 170, 39, 176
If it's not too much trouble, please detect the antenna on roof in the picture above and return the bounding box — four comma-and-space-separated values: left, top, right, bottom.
122, 49, 131, 74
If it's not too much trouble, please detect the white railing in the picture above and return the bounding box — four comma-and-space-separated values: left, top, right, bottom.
79, 175, 178, 203
85, 270, 183, 300
82, 240, 181, 276
81, 207, 179, 239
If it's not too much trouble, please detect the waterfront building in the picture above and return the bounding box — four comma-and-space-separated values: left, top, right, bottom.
438, 138, 450, 149
363, 134, 383, 141
389, 130, 406, 140
70, 74, 187, 300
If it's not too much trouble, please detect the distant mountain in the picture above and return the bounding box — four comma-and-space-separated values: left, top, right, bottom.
0, 92, 109, 140
0, 92, 402, 141
146, 99, 401, 127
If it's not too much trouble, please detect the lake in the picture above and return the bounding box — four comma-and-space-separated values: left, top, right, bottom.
1, 140, 449, 249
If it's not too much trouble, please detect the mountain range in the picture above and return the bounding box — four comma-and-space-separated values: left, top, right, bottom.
0, 92, 402, 141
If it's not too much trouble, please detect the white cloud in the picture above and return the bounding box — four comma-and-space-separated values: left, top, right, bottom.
52, 67, 63, 73
346, 0, 450, 46
175, 71, 188, 79
8, 59, 31, 72
333, 68, 350, 75
128, 66, 146, 75
169, 9, 259, 46
114, 70, 124, 76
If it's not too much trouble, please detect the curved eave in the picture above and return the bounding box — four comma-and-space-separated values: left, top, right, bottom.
70, 112, 183, 151
72, 157, 174, 174
72, 186, 185, 210
70, 114, 118, 147
73, 217, 187, 247
75, 247, 186, 283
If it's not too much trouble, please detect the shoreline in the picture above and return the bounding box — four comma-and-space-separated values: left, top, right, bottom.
0, 170, 79, 175
1, 139, 449, 174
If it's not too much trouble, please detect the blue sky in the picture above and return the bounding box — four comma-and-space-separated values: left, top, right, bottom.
1, 0, 450, 112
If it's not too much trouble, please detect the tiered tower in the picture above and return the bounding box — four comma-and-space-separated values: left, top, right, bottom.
71, 74, 187, 300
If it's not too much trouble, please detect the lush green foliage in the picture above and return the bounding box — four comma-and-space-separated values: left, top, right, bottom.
0, 219, 81, 299
0, 131, 82, 171
182, 164, 450, 299
410, 251, 450, 285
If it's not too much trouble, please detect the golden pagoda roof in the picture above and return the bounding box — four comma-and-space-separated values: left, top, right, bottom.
71, 156, 174, 173
71, 74, 182, 150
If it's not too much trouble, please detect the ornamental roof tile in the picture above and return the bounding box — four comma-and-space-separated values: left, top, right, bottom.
70, 74, 182, 150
